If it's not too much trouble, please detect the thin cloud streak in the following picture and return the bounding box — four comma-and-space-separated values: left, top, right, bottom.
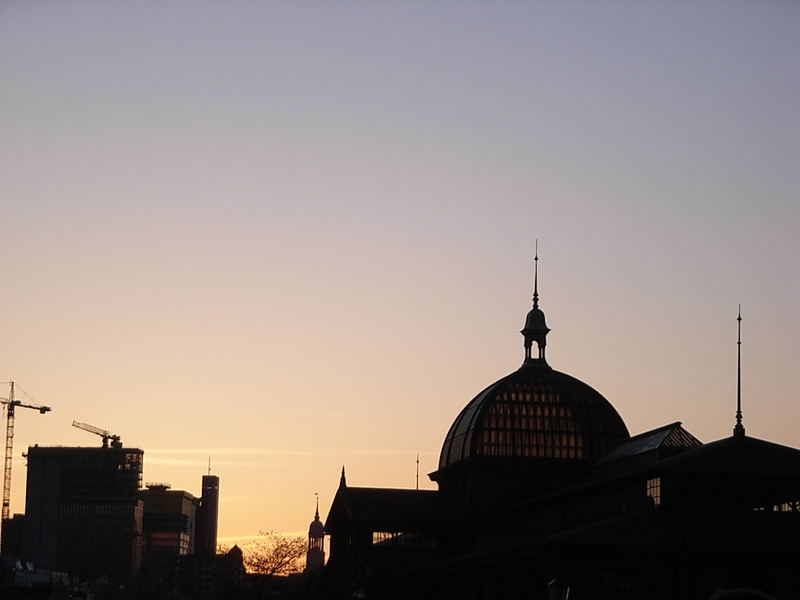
339, 448, 437, 456
218, 495, 249, 504
148, 448, 315, 456
148, 448, 437, 457
291, 411, 359, 418
145, 458, 278, 467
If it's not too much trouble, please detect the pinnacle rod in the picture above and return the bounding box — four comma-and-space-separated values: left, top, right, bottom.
734, 306, 744, 436
533, 240, 539, 309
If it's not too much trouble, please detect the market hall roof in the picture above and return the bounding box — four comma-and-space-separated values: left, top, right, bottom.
438, 364, 630, 468
596, 421, 702, 466
324, 486, 458, 532
438, 254, 629, 470
655, 433, 800, 477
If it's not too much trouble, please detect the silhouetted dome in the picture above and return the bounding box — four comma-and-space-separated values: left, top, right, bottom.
524, 307, 548, 331
439, 361, 629, 469
309, 517, 324, 538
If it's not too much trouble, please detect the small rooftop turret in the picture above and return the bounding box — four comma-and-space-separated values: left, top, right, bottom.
521, 245, 550, 364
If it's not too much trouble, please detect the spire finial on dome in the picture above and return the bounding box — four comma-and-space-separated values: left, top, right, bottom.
734, 305, 745, 437
314, 492, 320, 520
521, 244, 550, 365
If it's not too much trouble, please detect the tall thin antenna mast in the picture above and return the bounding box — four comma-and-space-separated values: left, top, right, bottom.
415, 454, 419, 490
533, 239, 540, 309
208, 457, 212, 475
734, 306, 745, 437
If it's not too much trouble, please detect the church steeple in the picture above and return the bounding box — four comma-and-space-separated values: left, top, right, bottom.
521, 246, 550, 365
306, 493, 325, 572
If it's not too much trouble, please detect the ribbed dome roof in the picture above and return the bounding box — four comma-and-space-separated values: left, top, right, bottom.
439, 362, 629, 469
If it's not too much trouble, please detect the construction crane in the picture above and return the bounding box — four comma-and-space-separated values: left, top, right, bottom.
72, 420, 122, 448
1, 381, 51, 524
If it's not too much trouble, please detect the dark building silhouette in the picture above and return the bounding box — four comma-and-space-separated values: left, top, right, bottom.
323, 262, 800, 600
140, 482, 197, 594
172, 544, 245, 600
0, 512, 24, 557
21, 444, 144, 584
306, 496, 325, 572
195, 474, 219, 557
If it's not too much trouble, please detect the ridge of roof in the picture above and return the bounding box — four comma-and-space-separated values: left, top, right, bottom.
655, 434, 800, 475
596, 421, 700, 466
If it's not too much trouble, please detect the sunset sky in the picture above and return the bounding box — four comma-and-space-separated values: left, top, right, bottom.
1, 2, 798, 544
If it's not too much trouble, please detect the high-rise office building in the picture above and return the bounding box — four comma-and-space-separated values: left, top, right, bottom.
195, 474, 219, 557
22, 445, 144, 583
139, 483, 197, 592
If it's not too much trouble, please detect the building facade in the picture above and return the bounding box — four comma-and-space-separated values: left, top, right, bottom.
139, 483, 197, 593
195, 474, 219, 558
22, 445, 144, 584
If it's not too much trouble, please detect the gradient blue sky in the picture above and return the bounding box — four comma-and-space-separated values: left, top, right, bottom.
1, 1, 798, 543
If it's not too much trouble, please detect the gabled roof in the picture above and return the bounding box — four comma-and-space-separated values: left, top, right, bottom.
324, 487, 457, 533
655, 434, 800, 476
597, 422, 701, 465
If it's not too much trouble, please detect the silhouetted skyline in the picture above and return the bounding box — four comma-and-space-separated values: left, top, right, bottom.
1, 2, 798, 542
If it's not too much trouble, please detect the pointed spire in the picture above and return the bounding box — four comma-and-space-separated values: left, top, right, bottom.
339, 465, 347, 487
734, 305, 745, 437
306, 492, 325, 570
521, 243, 550, 364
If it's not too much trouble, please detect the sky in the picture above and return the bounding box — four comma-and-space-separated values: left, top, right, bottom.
1, 1, 798, 545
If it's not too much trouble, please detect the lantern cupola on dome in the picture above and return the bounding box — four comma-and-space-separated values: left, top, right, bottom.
521, 248, 550, 364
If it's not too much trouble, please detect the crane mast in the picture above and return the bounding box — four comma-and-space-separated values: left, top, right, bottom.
2, 388, 11, 523
1, 381, 51, 534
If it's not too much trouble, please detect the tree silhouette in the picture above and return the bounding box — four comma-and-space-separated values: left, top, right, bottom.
243, 531, 306, 576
